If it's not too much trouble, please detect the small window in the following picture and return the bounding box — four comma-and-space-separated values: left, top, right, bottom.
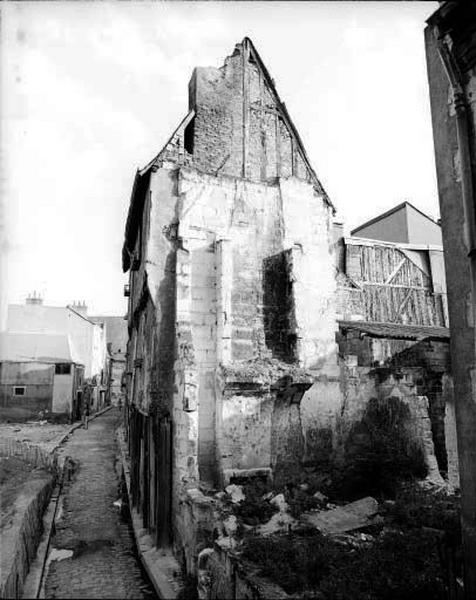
13, 386, 26, 396
184, 116, 195, 154
55, 363, 71, 375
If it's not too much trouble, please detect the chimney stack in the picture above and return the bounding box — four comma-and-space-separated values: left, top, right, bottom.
26, 290, 43, 306
71, 300, 88, 315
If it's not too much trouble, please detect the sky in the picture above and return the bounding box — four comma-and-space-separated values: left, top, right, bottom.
0, 1, 440, 322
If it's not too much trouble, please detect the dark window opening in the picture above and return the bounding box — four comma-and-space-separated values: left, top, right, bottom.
263, 250, 297, 363
184, 117, 195, 155
55, 363, 71, 375
13, 386, 26, 396
248, 53, 257, 65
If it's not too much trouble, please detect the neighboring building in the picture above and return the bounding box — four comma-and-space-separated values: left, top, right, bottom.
335, 236, 448, 327
333, 206, 455, 486
6, 295, 108, 413
350, 201, 442, 246
0, 331, 84, 421
90, 315, 127, 406
426, 2, 476, 595
7, 298, 107, 381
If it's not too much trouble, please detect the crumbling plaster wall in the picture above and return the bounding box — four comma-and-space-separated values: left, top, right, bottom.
141, 163, 454, 499
304, 364, 443, 483
143, 164, 338, 493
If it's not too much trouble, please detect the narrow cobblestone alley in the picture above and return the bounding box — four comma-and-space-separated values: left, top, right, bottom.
44, 409, 157, 599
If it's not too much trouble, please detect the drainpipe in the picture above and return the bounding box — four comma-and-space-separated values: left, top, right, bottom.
434, 27, 476, 600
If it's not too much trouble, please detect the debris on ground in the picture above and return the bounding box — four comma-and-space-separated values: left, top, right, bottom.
257, 511, 297, 536
225, 484, 245, 504
301, 496, 380, 534
270, 493, 288, 512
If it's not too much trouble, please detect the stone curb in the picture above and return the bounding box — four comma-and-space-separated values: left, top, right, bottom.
116, 428, 182, 600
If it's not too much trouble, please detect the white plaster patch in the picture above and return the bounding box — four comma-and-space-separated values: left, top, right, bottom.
270, 493, 288, 513
225, 484, 245, 503
257, 511, 296, 536
49, 548, 73, 562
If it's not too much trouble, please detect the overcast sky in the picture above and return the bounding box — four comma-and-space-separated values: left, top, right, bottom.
1, 1, 439, 321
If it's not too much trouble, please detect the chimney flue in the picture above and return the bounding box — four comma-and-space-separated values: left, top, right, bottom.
71, 300, 88, 315
26, 291, 43, 306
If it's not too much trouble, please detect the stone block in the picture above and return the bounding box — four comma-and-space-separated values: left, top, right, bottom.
301, 496, 379, 534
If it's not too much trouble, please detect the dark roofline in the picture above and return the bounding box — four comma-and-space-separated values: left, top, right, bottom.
122, 169, 152, 272
140, 110, 195, 176
338, 320, 450, 341
66, 305, 98, 326
426, 1, 459, 27
350, 201, 440, 236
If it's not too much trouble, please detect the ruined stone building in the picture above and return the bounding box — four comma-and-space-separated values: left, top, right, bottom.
122, 38, 457, 579
334, 206, 456, 487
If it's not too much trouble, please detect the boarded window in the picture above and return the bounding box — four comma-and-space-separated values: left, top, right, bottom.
13, 386, 26, 396
55, 363, 71, 375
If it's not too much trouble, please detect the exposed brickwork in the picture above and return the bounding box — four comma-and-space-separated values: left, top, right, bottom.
188, 40, 317, 186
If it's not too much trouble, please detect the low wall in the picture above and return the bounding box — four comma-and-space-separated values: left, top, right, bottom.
0, 439, 60, 600
0, 470, 56, 599
199, 543, 289, 600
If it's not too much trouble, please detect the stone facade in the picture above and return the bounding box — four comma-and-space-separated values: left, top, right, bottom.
123, 37, 339, 567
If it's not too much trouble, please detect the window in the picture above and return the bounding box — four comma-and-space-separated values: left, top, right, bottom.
13, 386, 26, 396
184, 116, 195, 154
55, 363, 71, 375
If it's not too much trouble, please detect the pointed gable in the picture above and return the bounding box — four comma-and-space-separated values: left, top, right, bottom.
140, 38, 332, 209
187, 38, 332, 207
351, 202, 442, 245
123, 38, 335, 269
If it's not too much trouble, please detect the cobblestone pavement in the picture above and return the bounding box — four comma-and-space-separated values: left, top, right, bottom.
44, 409, 156, 599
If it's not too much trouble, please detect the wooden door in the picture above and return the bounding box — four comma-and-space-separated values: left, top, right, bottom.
156, 417, 172, 547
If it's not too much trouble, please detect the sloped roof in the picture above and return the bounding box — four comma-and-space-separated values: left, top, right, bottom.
7, 303, 98, 332
338, 320, 450, 341
350, 202, 440, 236
0, 332, 82, 364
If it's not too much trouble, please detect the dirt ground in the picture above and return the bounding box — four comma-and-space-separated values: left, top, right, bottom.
0, 422, 73, 454
0, 456, 51, 531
